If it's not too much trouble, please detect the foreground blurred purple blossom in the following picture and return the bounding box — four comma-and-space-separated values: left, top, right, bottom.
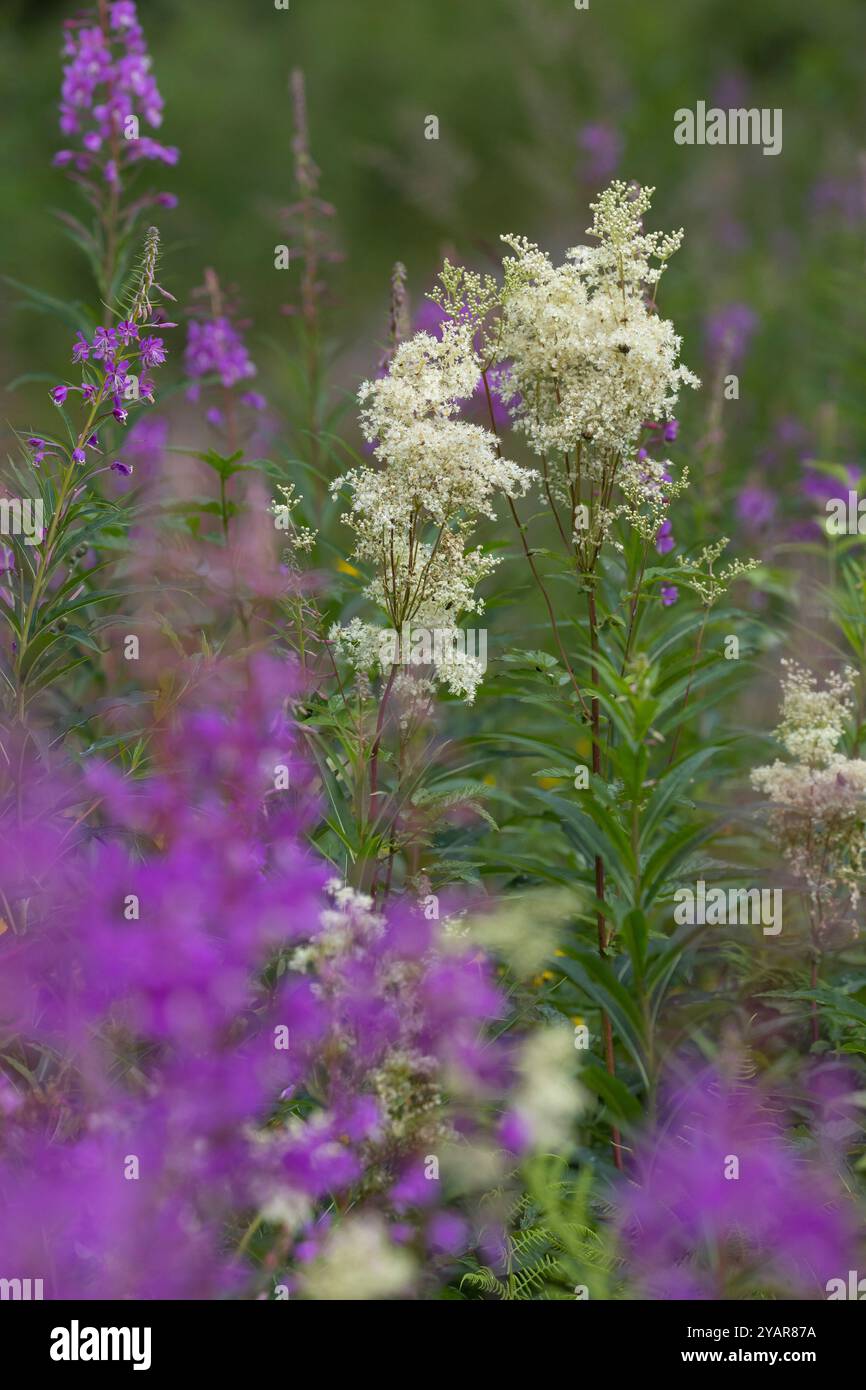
0, 656, 516, 1298
616, 1066, 859, 1299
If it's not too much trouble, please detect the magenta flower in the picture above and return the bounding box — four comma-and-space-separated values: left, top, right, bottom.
92, 327, 117, 360
139, 335, 167, 368
26, 437, 49, 467
104, 360, 129, 395
655, 518, 675, 555
62, 309, 171, 439
131, 137, 180, 166
114, 415, 167, 484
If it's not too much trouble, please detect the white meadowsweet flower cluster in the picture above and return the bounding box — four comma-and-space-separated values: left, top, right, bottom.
752, 760, 866, 822
497, 182, 699, 464
328, 616, 385, 677
675, 537, 760, 607
345, 321, 531, 546
329, 607, 489, 703
288, 877, 383, 974
286, 880, 470, 1159
369, 1047, 444, 1143
271, 481, 317, 554
773, 660, 856, 767
612, 457, 690, 544
751, 663, 866, 920
330, 319, 533, 702
390, 668, 435, 731
425, 636, 484, 703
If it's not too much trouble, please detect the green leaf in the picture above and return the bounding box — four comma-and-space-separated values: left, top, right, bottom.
579, 1062, 642, 1123
621, 908, 649, 980
640, 746, 718, 849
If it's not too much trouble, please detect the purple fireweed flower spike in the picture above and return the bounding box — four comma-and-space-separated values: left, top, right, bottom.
56, 3, 179, 198
184, 270, 266, 454
185, 317, 258, 392
61, 231, 172, 439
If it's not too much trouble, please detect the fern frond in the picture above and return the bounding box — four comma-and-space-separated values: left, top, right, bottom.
460, 1267, 508, 1297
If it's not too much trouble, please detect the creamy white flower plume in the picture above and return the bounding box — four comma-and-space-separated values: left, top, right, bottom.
751, 662, 866, 921
331, 319, 533, 701
498, 182, 699, 463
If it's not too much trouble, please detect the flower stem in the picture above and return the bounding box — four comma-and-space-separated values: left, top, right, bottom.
588, 581, 623, 1171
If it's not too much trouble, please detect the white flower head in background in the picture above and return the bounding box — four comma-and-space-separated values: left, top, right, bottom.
751, 661, 866, 922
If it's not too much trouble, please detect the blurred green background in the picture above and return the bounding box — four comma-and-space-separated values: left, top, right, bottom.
2, 0, 865, 496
